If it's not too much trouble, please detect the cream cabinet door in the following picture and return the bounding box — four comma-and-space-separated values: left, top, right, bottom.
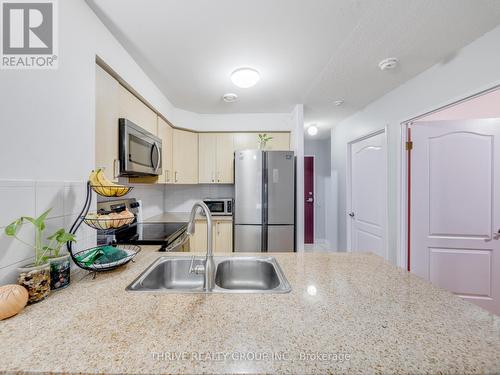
95, 65, 120, 182
189, 220, 233, 252
189, 221, 208, 251
118, 85, 157, 135
173, 129, 198, 184
198, 133, 217, 183
216, 134, 234, 183
157, 117, 174, 183
214, 221, 233, 252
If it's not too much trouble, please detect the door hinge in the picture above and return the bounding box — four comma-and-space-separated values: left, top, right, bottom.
405, 141, 413, 151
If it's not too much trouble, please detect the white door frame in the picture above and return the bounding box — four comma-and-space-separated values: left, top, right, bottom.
346, 127, 389, 256
304, 155, 315, 244
398, 84, 500, 271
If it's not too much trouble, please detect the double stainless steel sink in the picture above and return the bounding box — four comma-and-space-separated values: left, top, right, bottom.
126, 256, 291, 293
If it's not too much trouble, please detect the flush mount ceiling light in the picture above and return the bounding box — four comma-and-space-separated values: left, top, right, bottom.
333, 99, 344, 106
378, 57, 399, 71
231, 67, 261, 88
307, 125, 318, 136
222, 93, 238, 103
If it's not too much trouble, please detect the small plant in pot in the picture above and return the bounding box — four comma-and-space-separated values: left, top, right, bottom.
4, 209, 76, 303
44, 229, 76, 291
258, 133, 273, 149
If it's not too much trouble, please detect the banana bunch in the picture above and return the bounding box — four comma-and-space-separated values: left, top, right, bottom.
88, 169, 130, 197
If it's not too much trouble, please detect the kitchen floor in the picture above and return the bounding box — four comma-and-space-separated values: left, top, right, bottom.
304, 243, 331, 252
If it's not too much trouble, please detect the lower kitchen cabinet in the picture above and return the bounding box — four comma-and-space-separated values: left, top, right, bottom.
214, 221, 232, 252
189, 220, 233, 253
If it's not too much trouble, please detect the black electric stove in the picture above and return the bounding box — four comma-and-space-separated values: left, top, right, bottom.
113, 222, 187, 251
96, 198, 188, 251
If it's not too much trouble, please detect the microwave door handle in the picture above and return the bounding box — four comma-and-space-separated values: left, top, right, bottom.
151, 143, 160, 171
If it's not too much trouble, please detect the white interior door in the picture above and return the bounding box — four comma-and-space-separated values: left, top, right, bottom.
348, 131, 387, 258
411, 119, 500, 315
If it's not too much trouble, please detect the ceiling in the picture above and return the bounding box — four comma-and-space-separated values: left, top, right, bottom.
88, 0, 500, 138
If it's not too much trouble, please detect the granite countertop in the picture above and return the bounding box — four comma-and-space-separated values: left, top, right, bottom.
145, 212, 233, 223
1, 247, 499, 374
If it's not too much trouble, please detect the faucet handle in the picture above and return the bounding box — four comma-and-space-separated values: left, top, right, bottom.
189, 256, 206, 275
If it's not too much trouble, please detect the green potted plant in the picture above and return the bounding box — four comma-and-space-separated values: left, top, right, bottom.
45, 229, 76, 291
258, 133, 273, 149
4, 208, 76, 303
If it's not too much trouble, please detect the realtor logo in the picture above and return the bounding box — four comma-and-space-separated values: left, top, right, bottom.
1, 0, 58, 69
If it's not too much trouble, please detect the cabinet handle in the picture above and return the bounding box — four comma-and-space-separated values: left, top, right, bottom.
113, 159, 120, 179
175, 171, 178, 183
217, 171, 221, 183
211, 172, 215, 183
165, 170, 169, 183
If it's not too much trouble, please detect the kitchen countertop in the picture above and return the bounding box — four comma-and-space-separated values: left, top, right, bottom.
146, 212, 233, 223
1, 247, 499, 374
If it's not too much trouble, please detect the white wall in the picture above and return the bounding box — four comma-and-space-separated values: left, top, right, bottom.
332, 25, 500, 265
290, 105, 305, 251
0, 180, 95, 284
304, 138, 331, 245
172, 109, 291, 132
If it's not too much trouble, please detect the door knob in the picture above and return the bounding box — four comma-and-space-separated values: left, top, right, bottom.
493, 229, 500, 240
348, 212, 355, 218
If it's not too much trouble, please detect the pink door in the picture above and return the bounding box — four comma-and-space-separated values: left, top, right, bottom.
304, 156, 314, 244
411, 119, 500, 315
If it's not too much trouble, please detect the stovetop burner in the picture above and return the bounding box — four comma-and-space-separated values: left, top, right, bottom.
113, 222, 187, 251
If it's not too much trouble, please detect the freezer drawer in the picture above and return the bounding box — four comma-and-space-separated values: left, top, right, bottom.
234, 225, 262, 252
267, 225, 295, 252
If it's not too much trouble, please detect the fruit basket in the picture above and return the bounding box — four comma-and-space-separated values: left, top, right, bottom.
89, 168, 133, 197
90, 185, 132, 197
66, 169, 141, 275
73, 244, 140, 272
82, 212, 135, 230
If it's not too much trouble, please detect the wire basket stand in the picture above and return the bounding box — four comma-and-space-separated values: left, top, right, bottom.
66, 181, 140, 278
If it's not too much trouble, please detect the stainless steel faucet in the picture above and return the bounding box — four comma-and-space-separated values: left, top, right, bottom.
187, 201, 215, 291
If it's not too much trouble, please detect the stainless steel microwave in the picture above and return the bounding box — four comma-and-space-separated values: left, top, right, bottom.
119, 118, 162, 176
202, 198, 233, 216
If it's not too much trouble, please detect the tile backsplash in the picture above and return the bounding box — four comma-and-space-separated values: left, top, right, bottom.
163, 184, 234, 212
0, 180, 96, 285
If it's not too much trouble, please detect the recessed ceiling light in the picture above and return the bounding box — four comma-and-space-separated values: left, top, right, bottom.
307, 125, 318, 136
222, 93, 238, 103
333, 99, 344, 106
231, 67, 260, 88
378, 57, 399, 71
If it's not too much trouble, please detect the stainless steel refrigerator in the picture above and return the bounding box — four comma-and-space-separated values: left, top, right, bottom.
234, 150, 295, 252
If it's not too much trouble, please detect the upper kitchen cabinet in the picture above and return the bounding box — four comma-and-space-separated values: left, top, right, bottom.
157, 117, 174, 183
117, 85, 157, 136
233, 132, 290, 151
172, 129, 198, 184
95, 65, 120, 181
198, 133, 234, 184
